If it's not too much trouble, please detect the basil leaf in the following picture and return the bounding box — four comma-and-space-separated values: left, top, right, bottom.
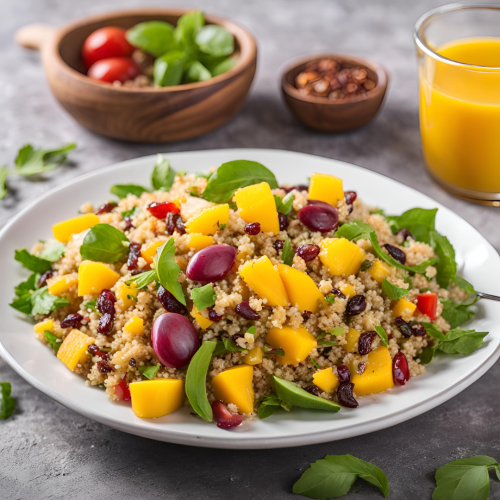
361, 260, 373, 271
430, 231, 457, 289
327, 327, 345, 336
212, 337, 247, 356
126, 21, 176, 57
125, 270, 156, 289
185, 341, 216, 421
201, 160, 278, 204
30, 286, 70, 316
14, 249, 52, 273
14, 273, 38, 298
282, 237, 295, 266
174, 10, 205, 50
381, 278, 409, 300
154, 238, 186, 305
420, 322, 447, 342
454, 276, 476, 294
0, 166, 9, 200
275, 192, 294, 215
195, 24, 234, 57
191, 284, 216, 311
121, 206, 140, 219
257, 394, 291, 419
39, 240, 65, 262
418, 344, 439, 365
370, 232, 438, 274
183, 61, 212, 83
438, 328, 488, 355
84, 298, 97, 312
138, 365, 160, 380
14, 143, 76, 176
211, 56, 237, 76
293, 454, 389, 499
44, 330, 62, 353
0, 382, 16, 420
111, 184, 149, 199
440, 297, 478, 328
80, 224, 129, 264
374, 325, 389, 347
335, 221, 375, 241
151, 154, 176, 191
154, 51, 187, 87
273, 376, 340, 412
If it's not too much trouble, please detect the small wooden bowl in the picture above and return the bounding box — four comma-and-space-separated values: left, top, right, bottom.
282, 54, 388, 132
15, 9, 257, 143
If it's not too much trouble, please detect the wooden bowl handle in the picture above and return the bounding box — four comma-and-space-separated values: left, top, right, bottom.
15, 24, 56, 51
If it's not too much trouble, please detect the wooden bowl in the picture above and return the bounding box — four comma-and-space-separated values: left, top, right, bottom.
282, 54, 388, 133
15, 9, 257, 143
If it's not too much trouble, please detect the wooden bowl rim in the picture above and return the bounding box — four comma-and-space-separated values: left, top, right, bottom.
48, 8, 257, 93
281, 53, 388, 105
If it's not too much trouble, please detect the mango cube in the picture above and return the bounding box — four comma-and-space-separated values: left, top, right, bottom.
239, 256, 289, 307
242, 346, 263, 365
339, 284, 356, 299
185, 204, 229, 235
313, 368, 339, 393
34, 319, 54, 334
278, 264, 326, 313
115, 282, 138, 310
319, 238, 365, 276
124, 316, 144, 335
78, 261, 120, 296
48, 274, 78, 296
266, 325, 317, 365
369, 261, 391, 284
212, 365, 254, 414
345, 328, 361, 353
52, 214, 100, 243
234, 182, 279, 234
392, 298, 417, 321
308, 173, 344, 206
130, 379, 184, 419
140, 241, 164, 265
191, 305, 213, 329
351, 346, 394, 396
57, 329, 94, 371
186, 234, 213, 251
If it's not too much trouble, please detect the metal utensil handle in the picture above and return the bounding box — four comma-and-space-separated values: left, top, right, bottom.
477, 291, 500, 302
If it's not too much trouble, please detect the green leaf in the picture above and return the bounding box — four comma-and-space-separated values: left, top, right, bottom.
273, 376, 341, 412
374, 326, 389, 347
153, 238, 186, 305
121, 206, 140, 219
10, 294, 33, 315
39, 240, 65, 262
212, 337, 248, 356
151, 154, 176, 192
0, 382, 16, 420
191, 284, 216, 311
311, 358, 320, 369
418, 344, 439, 365
420, 322, 447, 341
195, 24, 234, 57
293, 454, 390, 499
325, 295, 336, 304
138, 365, 160, 380
274, 192, 294, 215
438, 328, 488, 355
361, 260, 373, 271
430, 231, 457, 289
210, 56, 237, 76
381, 278, 410, 300
154, 51, 187, 87
186, 341, 216, 421
440, 298, 478, 328
282, 237, 295, 266
335, 221, 375, 241
183, 60, 212, 83
80, 224, 129, 264
0, 166, 9, 200
174, 10, 205, 51
327, 327, 346, 336
14, 248, 52, 274
125, 270, 156, 289
201, 160, 278, 204
44, 331, 62, 353
84, 298, 97, 312
126, 21, 177, 57
14, 143, 76, 176
111, 184, 149, 199
455, 276, 476, 294
257, 394, 291, 419
14, 272, 38, 298
30, 286, 70, 316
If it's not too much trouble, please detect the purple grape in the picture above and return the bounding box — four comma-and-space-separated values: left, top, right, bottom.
186, 244, 236, 282
298, 204, 339, 233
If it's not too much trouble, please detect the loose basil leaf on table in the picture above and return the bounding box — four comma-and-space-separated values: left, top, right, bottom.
183, 61, 212, 83
154, 50, 187, 87
14, 248, 52, 274
185, 341, 216, 421
44, 330, 62, 353
195, 24, 234, 57
212, 337, 247, 357
191, 284, 216, 311
282, 237, 295, 266
39, 240, 65, 262
153, 238, 186, 305
0, 382, 16, 420
138, 365, 160, 380
151, 154, 176, 191
381, 278, 410, 300
14, 143, 76, 176
374, 325, 389, 347
335, 220, 375, 242
80, 224, 130, 264
126, 21, 177, 57
111, 184, 149, 199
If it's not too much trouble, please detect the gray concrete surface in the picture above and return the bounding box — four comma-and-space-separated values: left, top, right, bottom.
1, 0, 499, 498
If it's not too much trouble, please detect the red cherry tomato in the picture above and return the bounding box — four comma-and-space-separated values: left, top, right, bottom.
417, 292, 438, 320
87, 57, 141, 84
82, 27, 134, 69
114, 377, 131, 401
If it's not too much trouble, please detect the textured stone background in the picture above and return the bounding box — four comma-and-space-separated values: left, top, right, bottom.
1, 0, 499, 498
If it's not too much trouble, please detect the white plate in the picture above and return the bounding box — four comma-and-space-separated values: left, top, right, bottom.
0, 149, 498, 449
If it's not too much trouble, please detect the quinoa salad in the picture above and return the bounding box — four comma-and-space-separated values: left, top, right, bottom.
11, 158, 486, 428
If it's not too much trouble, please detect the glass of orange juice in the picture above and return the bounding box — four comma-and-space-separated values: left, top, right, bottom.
414, 4, 500, 206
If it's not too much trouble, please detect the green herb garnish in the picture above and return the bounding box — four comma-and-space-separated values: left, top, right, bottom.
257, 394, 291, 419
0, 382, 16, 420
151, 154, 176, 191
274, 192, 294, 215
39, 240, 65, 262
121, 206, 140, 219
80, 224, 129, 264
360, 260, 373, 271
381, 278, 410, 300
374, 325, 389, 346
154, 51, 187, 86
126, 21, 176, 57
110, 184, 149, 199
191, 284, 216, 311
335, 220, 375, 241
282, 236, 295, 266
195, 24, 234, 57
440, 297, 478, 328
325, 295, 336, 304
138, 365, 160, 380
44, 331, 62, 353
14, 248, 52, 274
125, 270, 156, 289
311, 358, 320, 370
153, 238, 186, 305
10, 284, 70, 317
212, 337, 248, 356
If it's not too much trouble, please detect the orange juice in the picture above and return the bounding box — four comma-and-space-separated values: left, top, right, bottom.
419, 38, 500, 194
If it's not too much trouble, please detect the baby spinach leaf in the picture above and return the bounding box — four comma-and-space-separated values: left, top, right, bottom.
186, 341, 216, 421
138, 365, 160, 380
438, 328, 488, 355
184, 61, 212, 83
440, 297, 478, 328
111, 184, 149, 199
386, 207, 437, 242
374, 326, 389, 347
335, 221, 375, 241
15, 248, 52, 274
257, 394, 291, 419
14, 143, 76, 176
30, 287, 70, 316
0, 382, 16, 420
381, 278, 410, 300
454, 276, 476, 294
418, 344, 439, 365
80, 224, 129, 264
282, 237, 295, 266
44, 331, 62, 353
191, 284, 216, 311
154, 50, 187, 86
151, 154, 176, 191
420, 322, 447, 342
430, 231, 457, 289
39, 240, 65, 262
154, 238, 186, 305
201, 160, 278, 204
211, 56, 237, 76
195, 24, 234, 57
126, 21, 177, 57
212, 337, 247, 356
125, 270, 156, 289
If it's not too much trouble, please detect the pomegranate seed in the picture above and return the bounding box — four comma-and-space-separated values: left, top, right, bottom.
97, 360, 114, 373
129, 357, 137, 367
394, 317, 412, 338
147, 202, 180, 219
337, 365, 351, 383
96, 202, 117, 215
278, 213, 289, 231
344, 191, 357, 205
357, 362, 366, 375
38, 270, 54, 288
393, 352, 410, 385
397, 228, 414, 241
331, 288, 346, 299
244, 223, 261, 235
358, 331, 377, 355
235, 301, 260, 320
345, 295, 367, 316
298, 204, 339, 233
383, 244, 406, 264
211, 401, 243, 430
157, 286, 188, 315
304, 385, 321, 396
114, 377, 131, 401
337, 382, 359, 408
60, 313, 84, 329
127, 241, 142, 271
411, 323, 427, 336
208, 307, 223, 322
296, 244, 320, 261
274, 240, 284, 250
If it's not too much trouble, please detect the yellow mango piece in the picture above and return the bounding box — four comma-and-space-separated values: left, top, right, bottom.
186, 234, 213, 251
308, 173, 344, 206
34, 319, 54, 334
242, 346, 263, 365
115, 282, 138, 310
191, 305, 213, 329
266, 325, 317, 365
239, 256, 289, 307
57, 329, 94, 371
319, 238, 365, 276
345, 328, 361, 353
185, 204, 229, 236
212, 365, 254, 414
313, 368, 339, 393
351, 346, 394, 396
48, 274, 78, 296
140, 241, 163, 265
277, 264, 326, 313
124, 316, 144, 335
234, 182, 279, 234
339, 284, 356, 299
369, 261, 391, 284
77, 261, 120, 296
52, 214, 100, 243
392, 298, 417, 321
130, 379, 184, 419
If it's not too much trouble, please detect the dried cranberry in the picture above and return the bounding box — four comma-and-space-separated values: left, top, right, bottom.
357, 362, 366, 375
358, 331, 377, 355
337, 382, 358, 408
176, 218, 186, 235
129, 357, 137, 367
280, 186, 293, 193
88, 344, 109, 359
97, 313, 114, 335
278, 213, 289, 231
208, 307, 223, 322
97, 360, 114, 373
166, 212, 184, 234
394, 317, 412, 338
331, 288, 346, 299
244, 223, 261, 235
298, 204, 339, 233
211, 401, 243, 430
147, 202, 180, 219
411, 323, 427, 336
345, 295, 367, 316
231, 333, 245, 342
383, 244, 406, 265
124, 218, 134, 231
393, 352, 410, 385
97, 290, 116, 315
157, 286, 188, 315
274, 240, 284, 251
235, 301, 260, 320
127, 241, 142, 271
397, 228, 414, 241
296, 244, 320, 262
344, 191, 357, 205
60, 313, 84, 329
337, 365, 351, 383
304, 385, 321, 396
95, 202, 117, 215
295, 184, 309, 192
38, 270, 53, 288
302, 310, 312, 320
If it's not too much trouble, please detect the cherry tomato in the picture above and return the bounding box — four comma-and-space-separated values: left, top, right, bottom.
114, 377, 131, 401
87, 57, 141, 84
82, 27, 134, 69
417, 292, 438, 320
